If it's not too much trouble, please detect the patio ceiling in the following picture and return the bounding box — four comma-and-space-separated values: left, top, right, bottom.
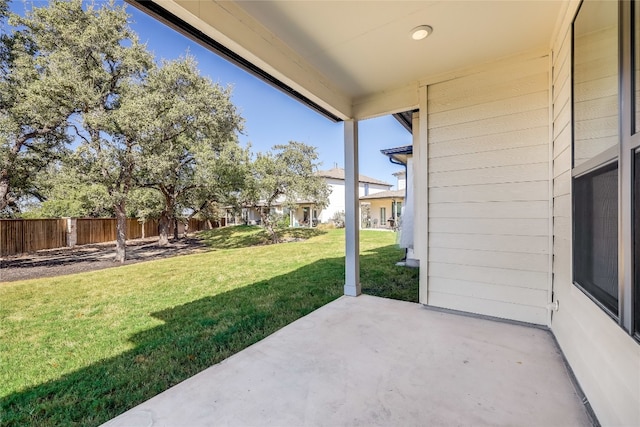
129, 0, 567, 120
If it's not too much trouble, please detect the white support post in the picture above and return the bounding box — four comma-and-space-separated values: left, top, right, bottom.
66, 217, 77, 248
416, 86, 429, 304
344, 120, 361, 297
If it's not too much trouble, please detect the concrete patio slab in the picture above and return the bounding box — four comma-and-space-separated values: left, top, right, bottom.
103, 295, 592, 427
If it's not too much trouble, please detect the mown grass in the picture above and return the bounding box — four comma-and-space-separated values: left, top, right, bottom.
0, 227, 418, 426
198, 224, 325, 249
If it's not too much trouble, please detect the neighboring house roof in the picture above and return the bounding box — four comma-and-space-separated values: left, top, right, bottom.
317, 167, 391, 187
359, 189, 405, 201
380, 145, 413, 166
392, 110, 418, 133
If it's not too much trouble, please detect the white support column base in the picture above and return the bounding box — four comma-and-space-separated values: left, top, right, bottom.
344, 284, 360, 297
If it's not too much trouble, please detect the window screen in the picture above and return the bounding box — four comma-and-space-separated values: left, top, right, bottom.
636, 3, 640, 133
573, 162, 619, 315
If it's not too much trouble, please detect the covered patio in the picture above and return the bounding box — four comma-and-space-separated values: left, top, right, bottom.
104, 295, 591, 427
124, 1, 640, 425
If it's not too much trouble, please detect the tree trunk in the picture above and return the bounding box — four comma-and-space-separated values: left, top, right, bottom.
173, 217, 179, 240
114, 201, 127, 263
158, 211, 170, 246
0, 142, 21, 212
260, 208, 278, 244
0, 177, 12, 212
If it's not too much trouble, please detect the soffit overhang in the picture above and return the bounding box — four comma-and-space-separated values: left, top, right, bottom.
129, 1, 569, 121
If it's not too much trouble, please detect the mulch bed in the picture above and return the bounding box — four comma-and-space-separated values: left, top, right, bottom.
0, 237, 211, 283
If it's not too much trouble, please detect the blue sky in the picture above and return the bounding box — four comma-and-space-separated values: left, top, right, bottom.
13, 1, 412, 188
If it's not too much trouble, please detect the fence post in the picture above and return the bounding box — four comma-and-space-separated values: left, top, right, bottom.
66, 217, 77, 247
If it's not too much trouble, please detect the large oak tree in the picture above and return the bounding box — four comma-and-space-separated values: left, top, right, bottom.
133, 57, 243, 245
0, 0, 81, 214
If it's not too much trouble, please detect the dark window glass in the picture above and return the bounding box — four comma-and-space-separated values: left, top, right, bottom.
573, 162, 619, 315
636, 2, 640, 133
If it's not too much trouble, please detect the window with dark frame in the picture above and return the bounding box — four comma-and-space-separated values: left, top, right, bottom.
572, 0, 620, 317
572, 0, 639, 339
573, 162, 619, 315
635, 1, 640, 338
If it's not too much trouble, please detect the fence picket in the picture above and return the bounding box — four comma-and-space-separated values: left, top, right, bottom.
1, 217, 211, 257
0, 219, 67, 257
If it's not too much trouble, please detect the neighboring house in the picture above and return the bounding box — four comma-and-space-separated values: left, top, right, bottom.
359, 170, 405, 229
288, 201, 318, 227
227, 167, 392, 227
224, 203, 276, 226
289, 167, 392, 226
393, 170, 406, 191
359, 189, 403, 229
132, 2, 639, 425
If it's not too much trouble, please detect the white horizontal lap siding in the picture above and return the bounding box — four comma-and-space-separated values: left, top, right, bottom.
550, 18, 640, 427
426, 55, 550, 325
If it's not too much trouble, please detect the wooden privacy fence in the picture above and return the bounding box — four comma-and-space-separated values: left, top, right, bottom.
75, 218, 161, 245
1, 217, 219, 257
0, 219, 67, 257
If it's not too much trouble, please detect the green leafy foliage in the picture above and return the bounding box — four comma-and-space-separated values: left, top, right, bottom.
133, 56, 244, 245
20, 166, 113, 218
1, 1, 248, 261
0, 0, 154, 261
0, 0, 83, 213
245, 141, 330, 242
56, 0, 153, 262
1, 1, 328, 264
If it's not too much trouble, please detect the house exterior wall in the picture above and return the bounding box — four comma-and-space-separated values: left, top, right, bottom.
394, 171, 406, 190
420, 54, 552, 325
321, 178, 346, 223
549, 8, 640, 426
412, 28, 640, 422
319, 178, 389, 223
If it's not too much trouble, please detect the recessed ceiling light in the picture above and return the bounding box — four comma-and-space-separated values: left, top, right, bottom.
410, 25, 433, 41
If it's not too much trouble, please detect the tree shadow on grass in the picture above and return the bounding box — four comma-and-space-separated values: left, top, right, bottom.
197, 225, 325, 250
1, 244, 417, 427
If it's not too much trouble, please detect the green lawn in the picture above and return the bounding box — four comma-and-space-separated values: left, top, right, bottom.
0, 227, 418, 426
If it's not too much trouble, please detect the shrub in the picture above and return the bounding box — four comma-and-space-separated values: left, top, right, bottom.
331, 210, 345, 228
276, 213, 291, 229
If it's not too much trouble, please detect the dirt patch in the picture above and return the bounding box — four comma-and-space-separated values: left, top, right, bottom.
0, 236, 212, 283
